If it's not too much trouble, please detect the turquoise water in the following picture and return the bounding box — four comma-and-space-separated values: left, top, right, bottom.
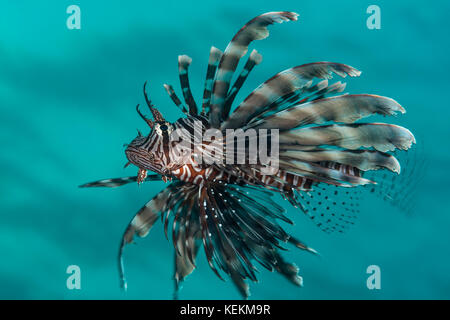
1, 0, 449, 299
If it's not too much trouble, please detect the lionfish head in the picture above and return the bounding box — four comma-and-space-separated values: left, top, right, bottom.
124, 82, 174, 179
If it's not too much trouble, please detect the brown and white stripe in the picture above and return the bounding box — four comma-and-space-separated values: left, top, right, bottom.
279, 123, 416, 153
178, 55, 198, 115
222, 49, 263, 118
118, 186, 172, 289
222, 62, 361, 129
163, 83, 188, 115
279, 148, 401, 173
250, 94, 405, 130
209, 11, 299, 127
201, 46, 223, 114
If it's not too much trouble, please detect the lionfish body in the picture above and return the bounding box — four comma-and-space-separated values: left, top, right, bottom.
81, 12, 415, 298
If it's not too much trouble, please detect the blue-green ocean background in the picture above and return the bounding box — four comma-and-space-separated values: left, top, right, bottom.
1, 0, 449, 299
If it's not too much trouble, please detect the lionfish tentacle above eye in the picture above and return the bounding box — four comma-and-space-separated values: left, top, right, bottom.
136, 104, 153, 128
143, 81, 165, 122
209, 11, 299, 127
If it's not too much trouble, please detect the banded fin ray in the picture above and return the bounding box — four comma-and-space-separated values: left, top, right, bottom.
279, 159, 374, 186
249, 79, 347, 124
118, 184, 175, 290
202, 46, 223, 114
250, 94, 405, 130
279, 123, 416, 153
174, 232, 200, 299
210, 11, 299, 127
163, 83, 188, 115
223, 62, 360, 129
165, 181, 317, 299
178, 55, 198, 115
79, 174, 162, 188
222, 49, 263, 118
279, 148, 401, 173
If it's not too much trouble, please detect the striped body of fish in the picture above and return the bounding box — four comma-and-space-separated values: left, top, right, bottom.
81, 11, 416, 298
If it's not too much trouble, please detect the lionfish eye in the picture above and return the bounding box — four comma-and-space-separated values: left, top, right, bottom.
154, 122, 173, 136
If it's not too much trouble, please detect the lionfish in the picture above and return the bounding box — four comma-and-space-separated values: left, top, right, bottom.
81, 11, 416, 298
